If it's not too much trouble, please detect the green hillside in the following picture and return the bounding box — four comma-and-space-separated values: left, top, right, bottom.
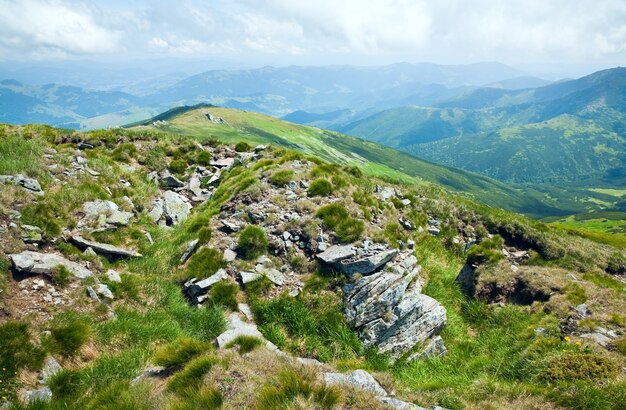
128, 106, 576, 217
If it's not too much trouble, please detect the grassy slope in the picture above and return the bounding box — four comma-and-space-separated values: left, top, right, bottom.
129, 107, 566, 217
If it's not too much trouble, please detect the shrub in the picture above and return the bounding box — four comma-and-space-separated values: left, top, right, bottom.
209, 281, 239, 310
238, 226, 268, 260
256, 367, 340, 410
541, 352, 617, 382
153, 337, 212, 368
167, 355, 220, 395
48, 369, 85, 399
45, 318, 92, 357
245, 276, 273, 299
269, 170, 294, 187
0, 322, 45, 381
310, 164, 339, 177
307, 179, 333, 197
226, 335, 263, 354
565, 283, 587, 305
343, 165, 363, 178
235, 141, 251, 152
169, 159, 187, 174
607, 251, 626, 274
198, 227, 212, 245
187, 248, 225, 280
336, 219, 364, 243
52, 265, 71, 287
21, 203, 62, 237
196, 151, 212, 166
315, 203, 348, 229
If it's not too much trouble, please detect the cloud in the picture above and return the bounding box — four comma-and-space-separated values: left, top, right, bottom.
0, 0, 122, 59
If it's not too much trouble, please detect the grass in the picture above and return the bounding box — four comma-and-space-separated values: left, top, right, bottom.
167, 355, 221, 395
238, 225, 268, 260
44, 317, 92, 358
269, 169, 294, 187
153, 338, 212, 368
0, 133, 44, 176
307, 179, 333, 197
209, 281, 239, 310
225, 335, 264, 354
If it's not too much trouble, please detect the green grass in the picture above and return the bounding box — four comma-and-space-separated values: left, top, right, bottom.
44, 317, 92, 358
0, 133, 44, 176
225, 335, 264, 354
238, 225, 269, 260
167, 355, 220, 395
153, 338, 212, 368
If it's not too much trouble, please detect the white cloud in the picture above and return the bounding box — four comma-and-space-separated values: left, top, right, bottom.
0, 0, 122, 59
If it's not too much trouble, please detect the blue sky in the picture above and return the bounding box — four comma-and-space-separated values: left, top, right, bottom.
0, 0, 625, 71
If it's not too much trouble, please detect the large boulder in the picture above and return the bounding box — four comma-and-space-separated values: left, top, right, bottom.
9, 251, 93, 279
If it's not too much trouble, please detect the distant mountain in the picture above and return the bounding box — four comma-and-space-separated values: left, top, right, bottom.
337, 67, 626, 189
484, 76, 552, 90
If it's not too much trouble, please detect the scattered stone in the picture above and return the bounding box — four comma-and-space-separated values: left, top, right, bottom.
184, 269, 228, 304
238, 303, 254, 321
216, 313, 271, 349
259, 267, 286, 286
144, 231, 154, 244
21, 224, 43, 244
317, 245, 356, 264
39, 357, 62, 384
161, 174, 184, 188
71, 235, 141, 258
427, 227, 440, 235
378, 397, 427, 410
96, 284, 114, 299
162, 191, 191, 225
9, 251, 93, 279
254, 145, 267, 152
240, 271, 263, 285
580, 332, 612, 347
83, 247, 98, 257
86, 286, 100, 302
180, 239, 200, 263
324, 369, 387, 396
575, 303, 590, 317
221, 220, 242, 232
210, 158, 235, 168
224, 249, 237, 262
25, 387, 52, 403
148, 199, 164, 223
78, 142, 94, 150
105, 269, 122, 283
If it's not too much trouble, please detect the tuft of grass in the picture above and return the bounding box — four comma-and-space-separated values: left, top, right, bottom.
48, 369, 86, 399
153, 337, 212, 369
235, 141, 251, 152
315, 203, 364, 243
187, 248, 225, 280
615, 337, 626, 356
269, 169, 294, 187
256, 366, 340, 410
167, 355, 220, 395
168, 386, 224, 410
307, 179, 333, 197
467, 235, 506, 265
169, 159, 187, 174
0, 134, 43, 176
238, 225, 268, 260
315, 203, 348, 229
540, 352, 617, 382
198, 227, 212, 245
44, 317, 92, 358
87, 380, 156, 410
52, 265, 71, 287
209, 281, 239, 311
0, 322, 45, 389
336, 219, 365, 243
225, 335, 263, 354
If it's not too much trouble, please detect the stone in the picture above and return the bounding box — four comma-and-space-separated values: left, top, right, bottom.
224, 249, 237, 262
254, 144, 267, 152
299, 180, 309, 189
238, 303, 254, 321
25, 387, 52, 403
428, 227, 440, 235
162, 191, 191, 225
377, 397, 427, 410
216, 313, 266, 348
105, 269, 122, 283
78, 142, 94, 150
317, 245, 356, 264
83, 247, 98, 257
575, 303, 590, 317
210, 158, 235, 168
9, 251, 93, 279
39, 356, 62, 384
374, 185, 397, 201
188, 175, 204, 197
96, 284, 114, 299
260, 267, 286, 286
240, 271, 263, 285
132, 366, 166, 384
221, 220, 242, 232
407, 336, 447, 362
21, 225, 43, 243
84, 200, 118, 219
106, 210, 133, 226
148, 199, 164, 223
296, 357, 324, 367
324, 369, 387, 396
86, 286, 100, 302
71, 235, 141, 258
180, 239, 200, 263
401, 198, 412, 206
19, 176, 43, 193
184, 269, 228, 304
161, 174, 184, 188
337, 249, 398, 276
580, 332, 613, 347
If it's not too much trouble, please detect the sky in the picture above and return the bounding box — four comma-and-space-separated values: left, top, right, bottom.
0, 0, 624, 74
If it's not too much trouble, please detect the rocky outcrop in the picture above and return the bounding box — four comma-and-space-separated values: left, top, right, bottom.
80, 199, 133, 230
71, 235, 141, 258
9, 251, 93, 279
317, 243, 396, 276
0, 174, 44, 195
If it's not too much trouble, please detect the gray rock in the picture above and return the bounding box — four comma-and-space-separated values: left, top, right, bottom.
106, 210, 133, 226
575, 304, 590, 317
224, 248, 237, 262
260, 267, 286, 286
21, 224, 43, 243
299, 180, 309, 189
238, 303, 254, 321
132, 366, 166, 384
375, 186, 397, 201
162, 191, 191, 225
84, 200, 118, 219
161, 174, 184, 188
427, 227, 440, 235
180, 239, 200, 263
105, 269, 122, 283
240, 271, 262, 284
338, 249, 397, 276
83, 247, 98, 257
407, 336, 447, 362
148, 199, 164, 223
216, 313, 267, 348
210, 158, 235, 168
19, 176, 43, 193
39, 357, 62, 384
296, 357, 324, 367
9, 251, 93, 279
96, 284, 114, 299
324, 369, 387, 396
188, 175, 204, 197
401, 198, 412, 206
317, 245, 356, 264
580, 332, 613, 347
184, 269, 228, 304
254, 144, 267, 152
378, 397, 427, 410
26, 387, 52, 403
71, 235, 141, 258
86, 286, 100, 301
221, 220, 242, 232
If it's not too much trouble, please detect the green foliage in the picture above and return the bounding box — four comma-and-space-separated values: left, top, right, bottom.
607, 251, 626, 274
269, 169, 294, 187
541, 352, 617, 382
153, 338, 212, 369
209, 281, 238, 310
343, 165, 363, 178
0, 134, 43, 175
169, 159, 187, 174
111, 143, 137, 163
52, 265, 71, 287
335, 219, 365, 243
21, 203, 62, 237
225, 335, 263, 354
48, 369, 85, 399
548, 381, 626, 410
238, 225, 268, 260
187, 248, 225, 280
235, 141, 251, 152
196, 151, 212, 166
310, 163, 340, 177
315, 203, 348, 229
44, 317, 92, 358
142, 145, 168, 172
168, 386, 223, 410
256, 367, 340, 410
253, 293, 362, 362
467, 235, 506, 265
197, 227, 212, 245
167, 355, 220, 395
307, 179, 333, 197
0, 322, 45, 381
565, 283, 588, 304
87, 381, 155, 410
244, 276, 273, 299
615, 337, 626, 356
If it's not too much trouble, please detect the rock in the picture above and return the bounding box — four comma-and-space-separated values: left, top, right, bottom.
180, 239, 200, 263
78, 142, 94, 150
407, 336, 447, 362
238, 303, 254, 321
83, 247, 98, 257
401, 198, 412, 206
259, 267, 286, 286
216, 313, 269, 348
427, 227, 440, 235
71, 235, 141, 258
575, 303, 590, 317
144, 231, 154, 244
106, 210, 133, 226
184, 269, 228, 304
224, 249, 237, 262
25, 387, 52, 403
317, 245, 356, 264
84, 200, 118, 219
240, 271, 263, 285
296, 357, 324, 367
161, 174, 184, 188
337, 249, 397, 276
221, 220, 242, 232
148, 199, 164, 223
324, 369, 387, 396
132, 366, 166, 384
86, 286, 100, 301
21, 224, 43, 243
254, 144, 267, 152
39, 356, 62, 384
121, 196, 135, 210
19, 176, 43, 194
210, 158, 235, 168
188, 175, 204, 197
105, 269, 122, 283
96, 284, 114, 299
374, 186, 397, 201
580, 332, 613, 347
162, 191, 191, 225
378, 397, 427, 410
9, 251, 93, 279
